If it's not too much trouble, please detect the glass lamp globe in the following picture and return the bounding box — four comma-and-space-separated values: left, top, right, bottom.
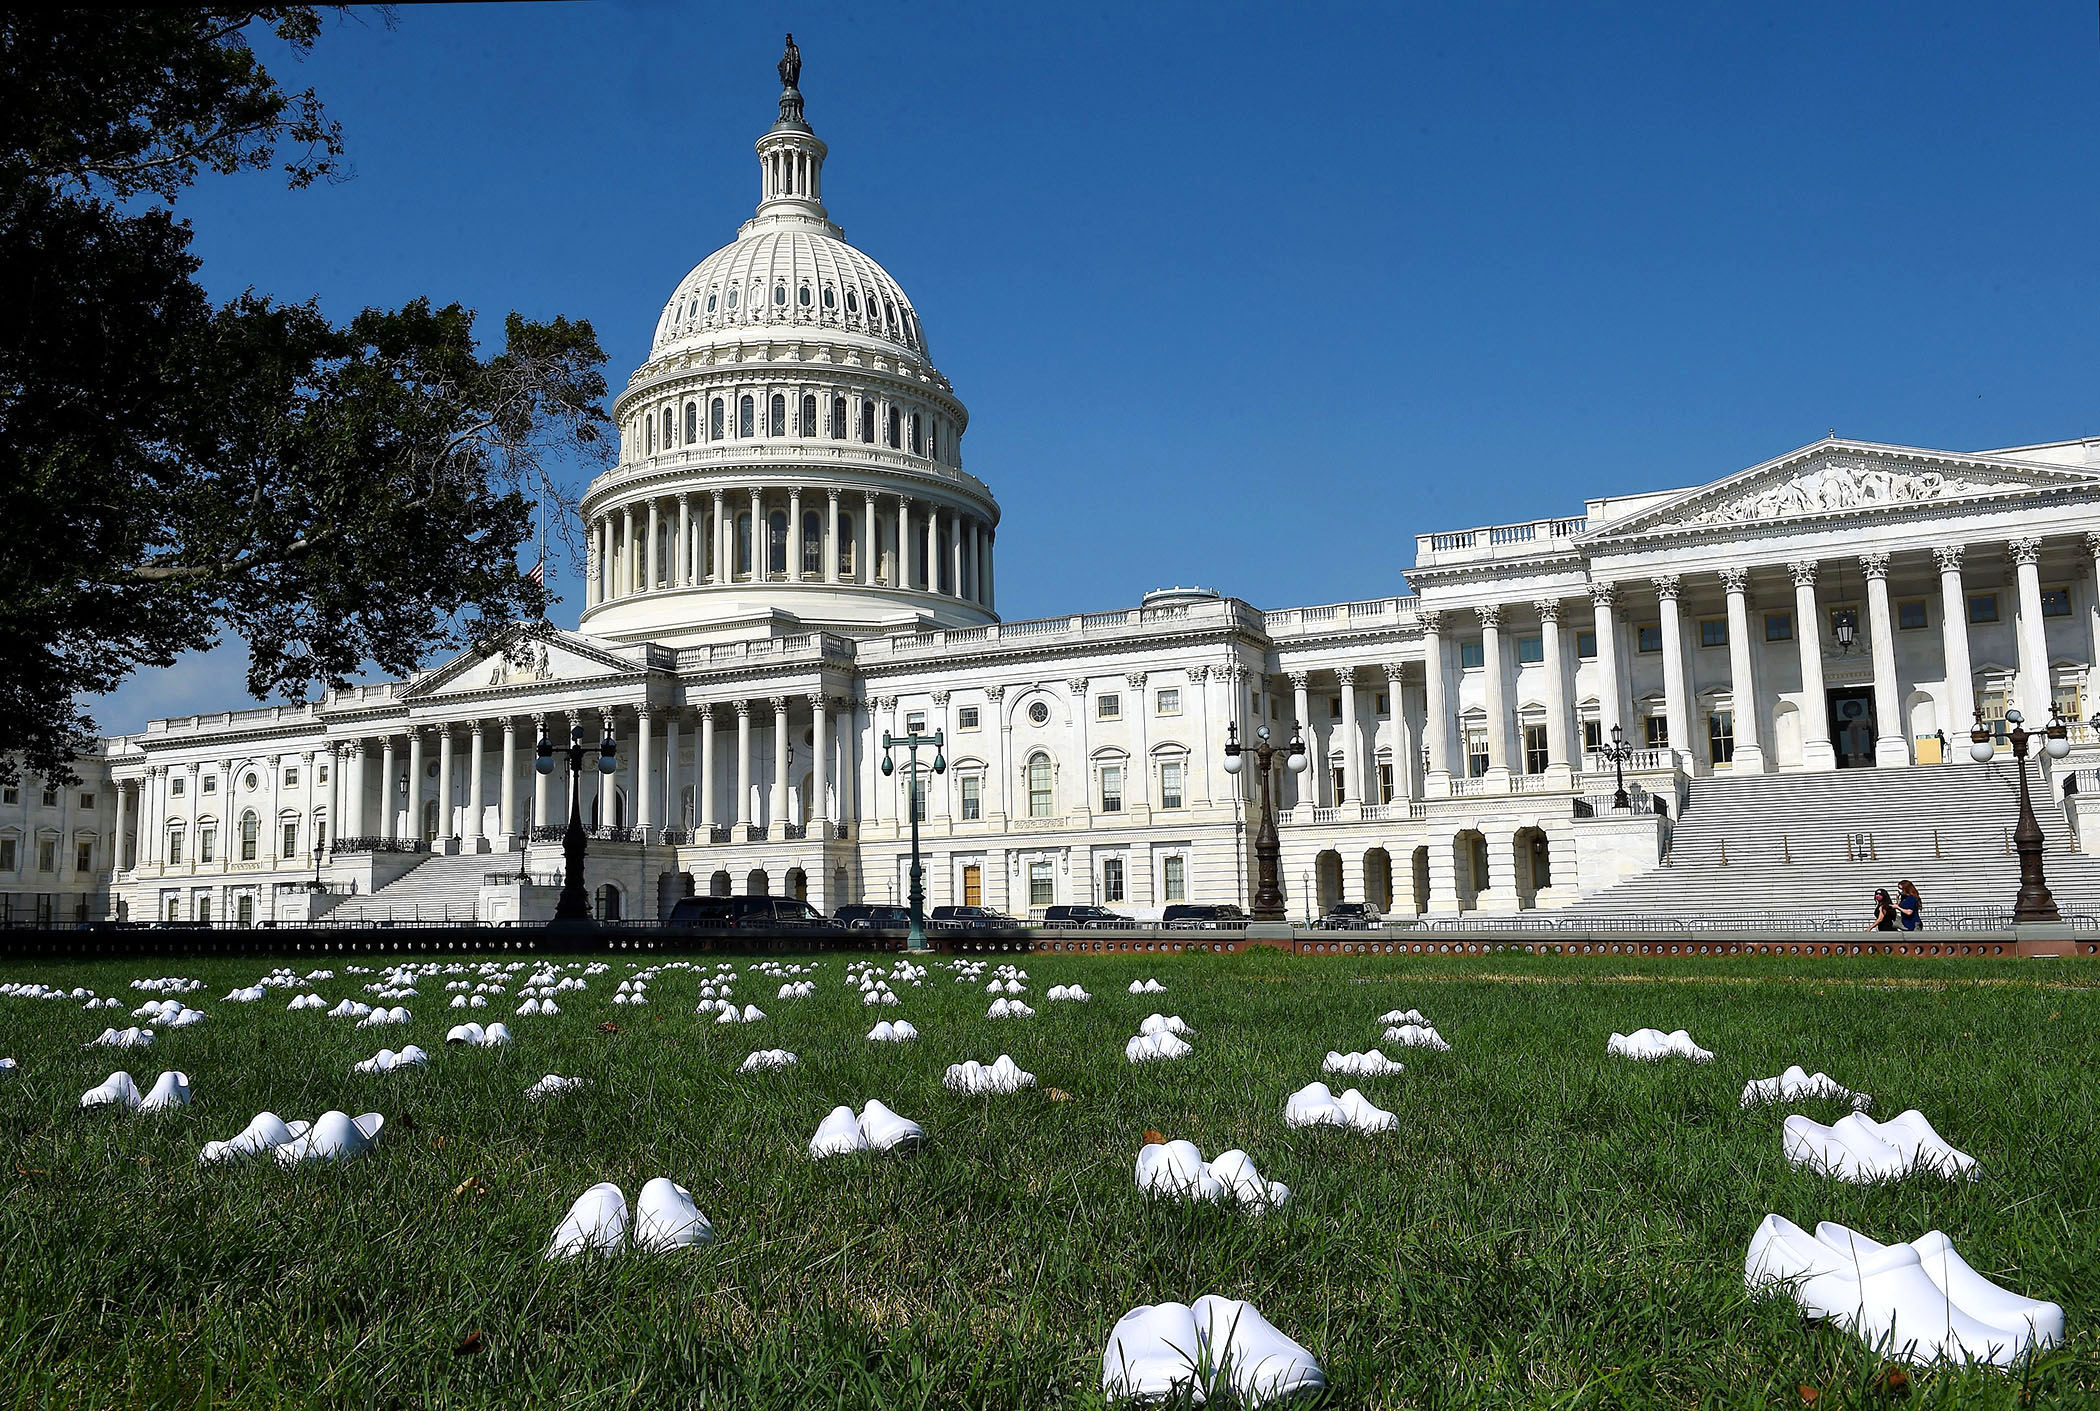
1221, 752, 1243, 775
1287, 750, 1309, 774
1970, 739, 1997, 763
2006, 708, 2025, 726
881, 756, 894, 776
534, 753, 555, 776
2047, 734, 2073, 759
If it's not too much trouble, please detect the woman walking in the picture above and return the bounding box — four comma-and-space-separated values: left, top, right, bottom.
1896, 879, 1923, 931
1867, 888, 1898, 932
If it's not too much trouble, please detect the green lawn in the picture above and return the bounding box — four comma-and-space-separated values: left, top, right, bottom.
1, 950, 2096, 1409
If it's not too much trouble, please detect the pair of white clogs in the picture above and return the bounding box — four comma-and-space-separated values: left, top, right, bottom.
1782, 1110, 1977, 1182
81, 1070, 189, 1111
1128, 979, 1167, 994
87, 1026, 154, 1049
526, 1074, 584, 1100
810, 1100, 925, 1157
1127, 1031, 1193, 1063
986, 997, 1037, 1019
1047, 984, 1092, 1002
1135, 1140, 1289, 1211
943, 1055, 1035, 1094
1606, 1027, 1712, 1062
199, 1110, 383, 1165
1283, 1081, 1395, 1134
547, 1179, 714, 1259
738, 1049, 798, 1073
1323, 1050, 1404, 1078
445, 1021, 512, 1047
867, 1020, 919, 1043
1382, 1023, 1450, 1051
1746, 1214, 2060, 1364
1742, 1066, 1871, 1110
1102, 1296, 1324, 1404
352, 1046, 428, 1074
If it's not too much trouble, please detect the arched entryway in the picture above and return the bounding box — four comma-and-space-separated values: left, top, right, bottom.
1313, 849, 1343, 918
709, 869, 732, 897
1514, 826, 1551, 907
832, 865, 850, 906
595, 883, 622, 921
746, 868, 769, 897
1410, 846, 1430, 916
785, 867, 808, 902
1363, 847, 1394, 913
1453, 830, 1488, 911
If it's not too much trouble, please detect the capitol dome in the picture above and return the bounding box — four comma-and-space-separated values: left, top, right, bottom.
577, 47, 996, 649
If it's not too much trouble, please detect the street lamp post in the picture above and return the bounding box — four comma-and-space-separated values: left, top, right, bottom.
1598, 722, 1636, 810
879, 726, 945, 950
1221, 721, 1308, 922
536, 719, 617, 924
1969, 707, 2069, 923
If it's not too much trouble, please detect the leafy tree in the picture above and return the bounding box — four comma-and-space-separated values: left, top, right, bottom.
0, 9, 608, 786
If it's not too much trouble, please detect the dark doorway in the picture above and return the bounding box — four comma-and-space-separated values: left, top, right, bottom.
1828, 688, 1877, 768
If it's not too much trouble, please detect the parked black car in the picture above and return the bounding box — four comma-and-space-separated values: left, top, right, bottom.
1315, 902, 1383, 930
1040, 904, 1133, 928
666, 895, 844, 932
928, 904, 1029, 934
834, 903, 914, 932
1160, 903, 1249, 929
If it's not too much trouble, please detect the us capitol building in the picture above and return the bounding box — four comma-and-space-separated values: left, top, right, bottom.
13, 56, 2100, 928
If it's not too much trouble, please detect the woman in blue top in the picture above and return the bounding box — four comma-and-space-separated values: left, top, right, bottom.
1896, 879, 1922, 931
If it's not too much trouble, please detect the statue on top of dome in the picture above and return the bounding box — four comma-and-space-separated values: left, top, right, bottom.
774, 34, 807, 128
778, 34, 801, 91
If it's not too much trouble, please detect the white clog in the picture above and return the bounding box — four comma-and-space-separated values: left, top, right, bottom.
547, 1181, 629, 1259
632, 1177, 715, 1253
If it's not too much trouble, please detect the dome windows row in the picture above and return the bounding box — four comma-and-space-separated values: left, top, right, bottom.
661, 278, 921, 353
625, 388, 957, 468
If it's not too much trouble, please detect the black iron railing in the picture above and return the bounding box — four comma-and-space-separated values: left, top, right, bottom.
331, 837, 428, 855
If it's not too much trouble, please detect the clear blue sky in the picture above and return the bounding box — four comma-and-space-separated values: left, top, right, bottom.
89, 1, 2100, 732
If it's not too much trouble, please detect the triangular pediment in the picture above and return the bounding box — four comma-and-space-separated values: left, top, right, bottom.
408, 625, 649, 699
1585, 439, 2100, 541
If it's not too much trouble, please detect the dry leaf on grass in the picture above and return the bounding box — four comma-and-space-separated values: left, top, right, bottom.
453, 1330, 485, 1357
1142, 1130, 1165, 1146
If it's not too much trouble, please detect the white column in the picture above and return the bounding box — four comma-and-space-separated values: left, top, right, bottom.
1936, 546, 1975, 743
1536, 600, 1573, 782
1590, 583, 1626, 750
922, 505, 939, 592
985, 687, 1009, 819
620, 506, 635, 595
1653, 576, 1694, 773
2011, 536, 2051, 719
598, 517, 612, 600
974, 523, 988, 604
985, 533, 996, 612
811, 692, 830, 826
348, 744, 367, 840
839, 699, 859, 832
636, 707, 656, 832
499, 718, 518, 841
1191, 666, 1215, 805
437, 727, 457, 843
711, 489, 728, 584
1336, 666, 1362, 803
862, 491, 877, 585
1422, 612, 1452, 789
1860, 554, 1909, 766
1718, 569, 1765, 773
1127, 674, 1150, 813
950, 516, 965, 599
465, 722, 485, 846
1478, 605, 1512, 784
733, 701, 753, 828
1069, 679, 1091, 819
748, 488, 763, 579
380, 736, 399, 842
771, 696, 791, 826
826, 490, 841, 584
405, 731, 425, 841
645, 499, 659, 590
301, 750, 318, 858
1288, 673, 1313, 806
1790, 560, 1836, 771
530, 714, 551, 832
699, 706, 718, 834
788, 487, 804, 581
677, 493, 692, 587
664, 709, 683, 832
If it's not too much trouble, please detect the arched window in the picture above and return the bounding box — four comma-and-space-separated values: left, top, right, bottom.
767, 511, 788, 574
726, 287, 739, 310
857, 401, 874, 443
684, 402, 697, 443
1027, 754, 1054, 819
822, 285, 836, 310
239, 810, 258, 862
736, 512, 752, 575
800, 394, 817, 437
773, 283, 786, 307
662, 408, 673, 447
595, 883, 622, 921
928, 419, 939, 462
797, 284, 811, 307
886, 407, 900, 449
706, 290, 718, 313
831, 396, 846, 439
768, 394, 785, 437
910, 412, 923, 456
646, 416, 655, 454
845, 289, 860, 316
802, 510, 822, 576
738, 396, 754, 437
883, 299, 897, 333
710, 398, 724, 440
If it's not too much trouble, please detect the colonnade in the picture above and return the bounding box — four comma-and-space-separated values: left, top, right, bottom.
585, 487, 994, 610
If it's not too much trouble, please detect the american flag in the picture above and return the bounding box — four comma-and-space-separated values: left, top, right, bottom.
526, 556, 545, 586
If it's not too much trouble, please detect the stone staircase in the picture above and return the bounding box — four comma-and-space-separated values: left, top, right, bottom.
325, 853, 491, 924
1558, 761, 2100, 924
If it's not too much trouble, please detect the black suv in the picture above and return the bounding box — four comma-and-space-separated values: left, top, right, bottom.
665, 896, 843, 933
1040, 904, 1133, 928
1316, 902, 1383, 930
1160, 904, 1248, 930
834, 904, 914, 932
928, 905, 1029, 934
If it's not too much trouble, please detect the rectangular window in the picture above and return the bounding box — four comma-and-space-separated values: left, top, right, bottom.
1523, 724, 1549, 775
0, 785, 14, 805
962, 864, 982, 907
283, 768, 298, 787
1096, 693, 1121, 720
905, 710, 927, 733
1377, 761, 1394, 803
960, 776, 981, 821
1897, 600, 1928, 630
1765, 612, 1794, 642
166, 832, 182, 866
957, 706, 980, 730
282, 821, 299, 857
1375, 692, 1389, 716
1100, 764, 1123, 813
75, 839, 92, 873
1644, 716, 1670, 750
79, 792, 95, 809
0, 838, 13, 871
171, 777, 185, 796
199, 826, 216, 864
1160, 761, 1183, 810
1968, 593, 1999, 624
2053, 682, 2084, 723
1163, 855, 1186, 902
1980, 687, 2009, 743
910, 776, 927, 823
1576, 630, 1597, 659
197, 895, 212, 924
1459, 641, 1485, 669
1699, 619, 1728, 648
1636, 624, 1663, 653
318, 766, 328, 785
37, 838, 57, 873
1708, 711, 1735, 766
1029, 861, 1054, 908
1102, 857, 1125, 903
1330, 765, 1346, 804
2042, 587, 2072, 617
1328, 697, 1342, 720
40, 788, 57, 808
1465, 729, 1489, 778
202, 776, 216, 794
1583, 720, 1603, 753
1516, 635, 1544, 664
1155, 688, 1180, 716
